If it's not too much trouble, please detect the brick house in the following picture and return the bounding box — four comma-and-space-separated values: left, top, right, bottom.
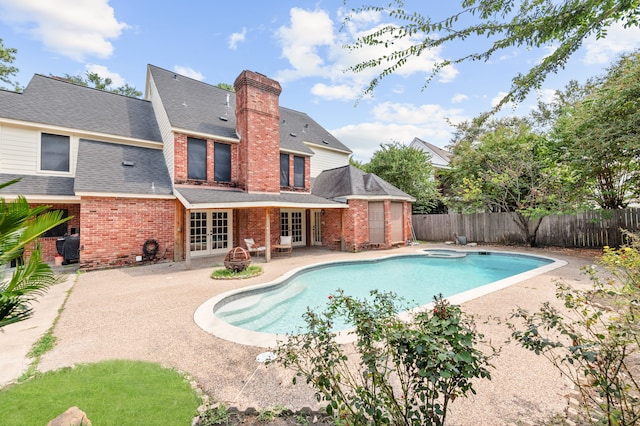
0, 65, 414, 269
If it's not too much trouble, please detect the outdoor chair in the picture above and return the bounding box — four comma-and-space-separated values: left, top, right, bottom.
273, 235, 293, 257
244, 238, 266, 257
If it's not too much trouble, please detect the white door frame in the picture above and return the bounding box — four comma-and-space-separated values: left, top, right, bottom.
310, 209, 322, 246
189, 209, 233, 257
280, 209, 306, 247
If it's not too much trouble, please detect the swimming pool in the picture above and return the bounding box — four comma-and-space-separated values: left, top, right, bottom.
194, 249, 566, 347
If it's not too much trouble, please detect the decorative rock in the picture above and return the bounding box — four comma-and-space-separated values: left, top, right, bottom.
47, 406, 92, 426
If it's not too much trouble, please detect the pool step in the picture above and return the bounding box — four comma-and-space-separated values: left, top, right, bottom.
215, 281, 306, 325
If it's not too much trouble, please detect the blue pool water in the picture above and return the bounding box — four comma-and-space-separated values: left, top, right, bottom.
213, 251, 553, 335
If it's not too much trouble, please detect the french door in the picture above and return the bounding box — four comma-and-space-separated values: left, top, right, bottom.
189, 210, 232, 256
310, 210, 322, 246
280, 209, 305, 246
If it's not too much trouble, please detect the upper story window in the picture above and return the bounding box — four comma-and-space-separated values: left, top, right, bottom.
294, 156, 305, 188
187, 137, 207, 180
214, 142, 231, 182
280, 153, 290, 187
41, 133, 70, 172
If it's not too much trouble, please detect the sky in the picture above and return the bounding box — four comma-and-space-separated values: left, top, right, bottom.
1, 0, 639, 162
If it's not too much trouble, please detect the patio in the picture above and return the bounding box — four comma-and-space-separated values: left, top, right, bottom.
32, 243, 597, 425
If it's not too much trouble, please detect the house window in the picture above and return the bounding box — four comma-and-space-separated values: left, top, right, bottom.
294, 156, 305, 188
41, 133, 70, 172
214, 142, 231, 182
187, 137, 207, 180
280, 153, 289, 187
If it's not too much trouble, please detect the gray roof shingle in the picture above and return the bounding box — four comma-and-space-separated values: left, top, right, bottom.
0, 75, 162, 142
148, 65, 351, 156
312, 165, 414, 201
175, 186, 345, 208
0, 174, 75, 197
74, 139, 172, 195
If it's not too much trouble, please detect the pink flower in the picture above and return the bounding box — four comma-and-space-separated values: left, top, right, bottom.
328, 295, 333, 300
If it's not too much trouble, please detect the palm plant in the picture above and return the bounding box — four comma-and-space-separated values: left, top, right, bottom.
0, 179, 69, 328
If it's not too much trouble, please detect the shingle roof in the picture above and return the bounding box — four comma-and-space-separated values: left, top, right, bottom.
312, 165, 414, 201
148, 65, 352, 156
0, 75, 162, 142
74, 139, 172, 195
0, 173, 75, 197
175, 186, 346, 209
410, 137, 452, 166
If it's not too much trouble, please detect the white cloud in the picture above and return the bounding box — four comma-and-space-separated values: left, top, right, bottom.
85, 64, 125, 86
583, 22, 640, 65
311, 83, 362, 101
274, 7, 458, 100
274, 8, 335, 81
0, 0, 128, 61
451, 93, 468, 104
228, 27, 246, 50
331, 102, 466, 162
173, 66, 205, 81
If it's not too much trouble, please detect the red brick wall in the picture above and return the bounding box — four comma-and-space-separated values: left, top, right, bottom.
234, 70, 282, 193
342, 199, 369, 251
280, 154, 311, 192
173, 133, 240, 188
79, 196, 175, 270
26, 203, 81, 263
321, 209, 343, 249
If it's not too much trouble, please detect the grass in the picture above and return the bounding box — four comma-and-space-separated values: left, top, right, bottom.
211, 265, 263, 279
0, 360, 200, 425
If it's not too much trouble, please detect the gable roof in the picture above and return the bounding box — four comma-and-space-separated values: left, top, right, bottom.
0, 75, 162, 143
312, 165, 415, 202
74, 139, 172, 196
147, 64, 351, 156
410, 137, 452, 169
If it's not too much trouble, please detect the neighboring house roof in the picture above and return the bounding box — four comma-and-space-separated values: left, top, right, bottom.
0, 75, 162, 143
0, 173, 75, 197
312, 165, 415, 202
174, 186, 347, 209
147, 64, 351, 156
410, 137, 452, 169
74, 139, 172, 196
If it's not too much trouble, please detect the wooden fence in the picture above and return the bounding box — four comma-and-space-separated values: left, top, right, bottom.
412, 208, 640, 248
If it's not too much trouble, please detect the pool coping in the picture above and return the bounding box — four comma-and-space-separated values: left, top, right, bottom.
193, 249, 567, 348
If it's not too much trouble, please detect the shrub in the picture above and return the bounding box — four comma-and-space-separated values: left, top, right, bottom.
273, 290, 495, 425
511, 234, 640, 425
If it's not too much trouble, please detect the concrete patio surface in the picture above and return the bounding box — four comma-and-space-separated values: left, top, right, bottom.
2, 243, 599, 425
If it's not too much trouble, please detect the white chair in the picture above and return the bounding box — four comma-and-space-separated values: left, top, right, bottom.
244, 238, 266, 257
273, 235, 292, 257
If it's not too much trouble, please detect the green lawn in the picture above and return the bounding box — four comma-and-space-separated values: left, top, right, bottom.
0, 360, 200, 425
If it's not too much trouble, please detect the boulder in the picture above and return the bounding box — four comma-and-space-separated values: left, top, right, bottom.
47, 406, 92, 426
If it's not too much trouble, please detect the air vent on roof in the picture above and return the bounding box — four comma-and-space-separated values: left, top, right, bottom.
290, 133, 297, 137
122, 161, 135, 167
322, 140, 329, 144
219, 116, 228, 121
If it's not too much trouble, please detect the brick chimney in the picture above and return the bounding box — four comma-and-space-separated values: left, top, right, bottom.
234, 70, 282, 193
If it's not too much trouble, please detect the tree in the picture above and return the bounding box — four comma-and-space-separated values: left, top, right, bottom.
364, 142, 440, 213
344, 0, 640, 111
445, 117, 579, 246
60, 71, 142, 98
216, 82, 235, 92
0, 38, 20, 91
552, 52, 640, 209
0, 179, 70, 328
